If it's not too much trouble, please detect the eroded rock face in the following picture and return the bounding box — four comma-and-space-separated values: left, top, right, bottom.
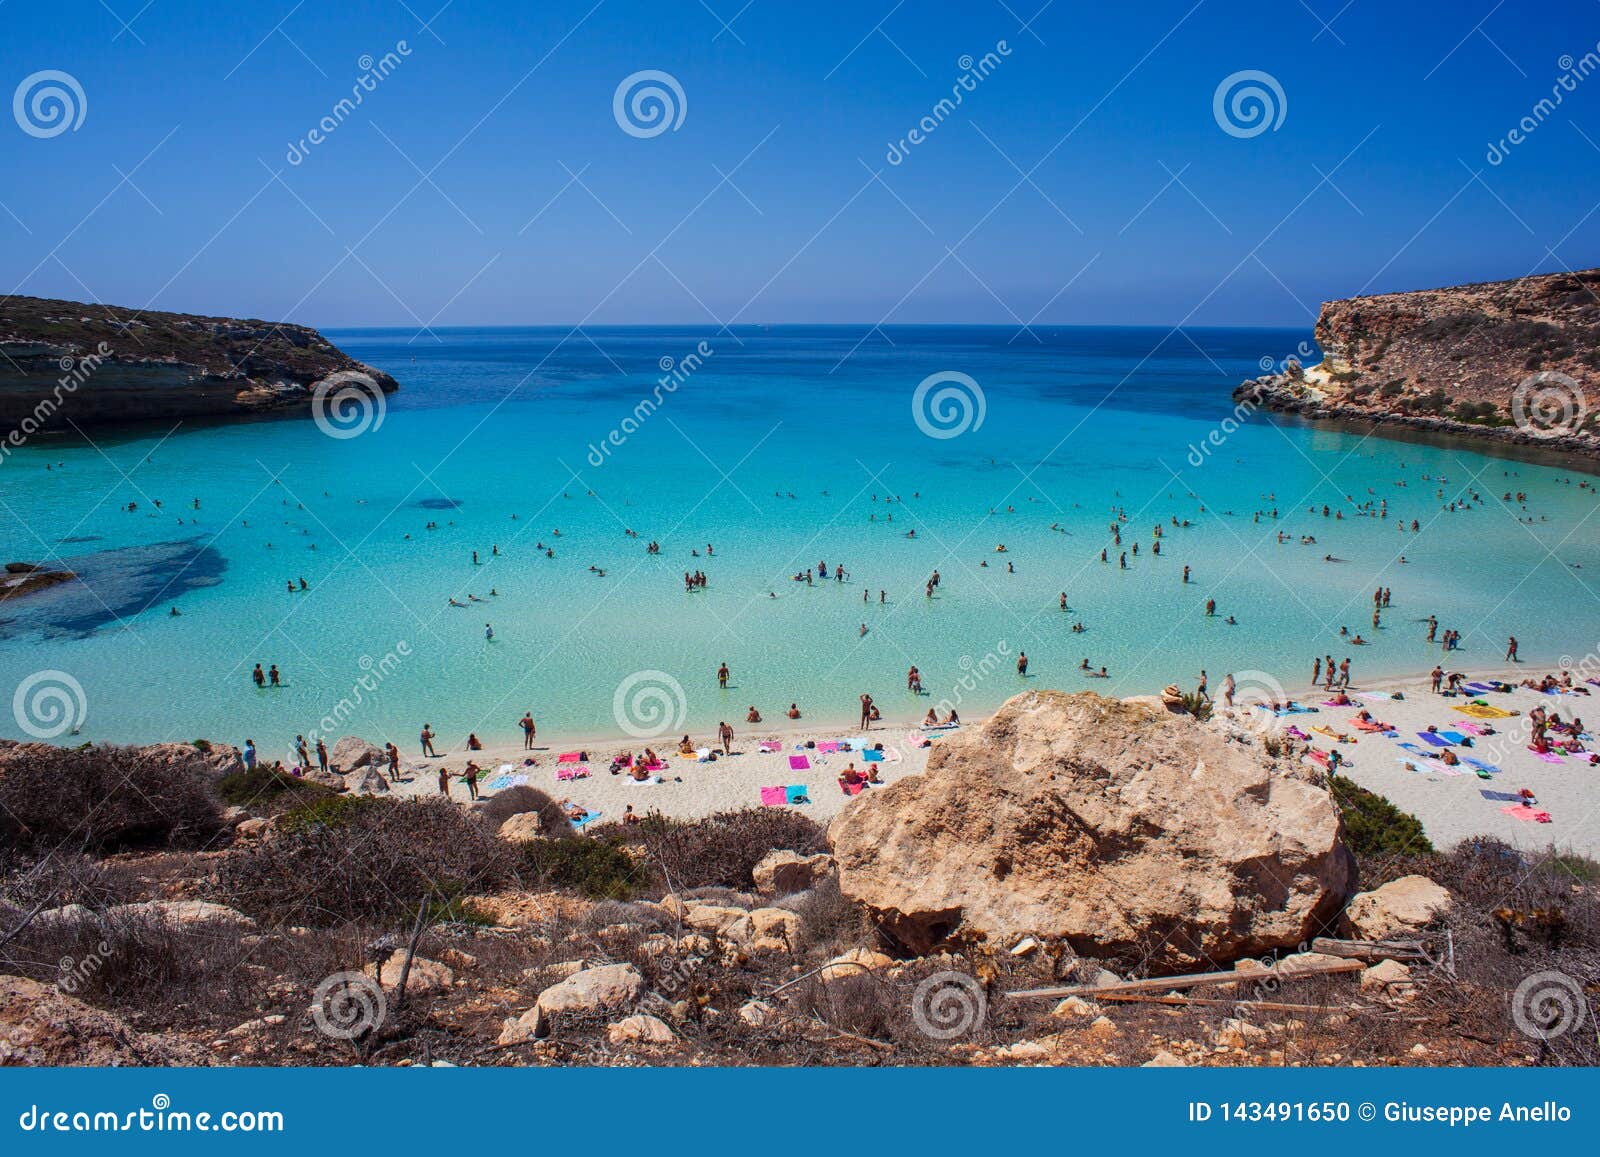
331, 737, 385, 771
752, 850, 835, 896
828, 691, 1353, 970
535, 963, 643, 1016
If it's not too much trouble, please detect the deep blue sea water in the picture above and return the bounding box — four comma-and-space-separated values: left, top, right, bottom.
4, 324, 1598, 759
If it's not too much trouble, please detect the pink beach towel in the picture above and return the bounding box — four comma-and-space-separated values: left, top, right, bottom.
759, 741, 782, 753
759, 786, 787, 806
556, 765, 589, 781
789, 755, 811, 770
1501, 804, 1553, 823
557, 751, 582, 763
816, 741, 841, 753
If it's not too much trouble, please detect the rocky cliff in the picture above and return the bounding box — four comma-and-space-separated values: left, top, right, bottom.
1235, 269, 1600, 459
0, 295, 398, 431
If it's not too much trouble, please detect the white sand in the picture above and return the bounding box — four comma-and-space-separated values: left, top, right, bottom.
1217, 665, 1600, 861
391, 667, 1598, 859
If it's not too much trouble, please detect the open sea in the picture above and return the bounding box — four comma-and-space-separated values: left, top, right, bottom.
4, 324, 1598, 759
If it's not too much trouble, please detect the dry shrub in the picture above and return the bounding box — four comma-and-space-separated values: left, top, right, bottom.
0, 742, 225, 852
631, 808, 827, 891
214, 795, 512, 926
471, 785, 571, 834
513, 835, 649, 900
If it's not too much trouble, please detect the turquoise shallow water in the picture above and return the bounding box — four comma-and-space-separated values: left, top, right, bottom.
4, 325, 1599, 760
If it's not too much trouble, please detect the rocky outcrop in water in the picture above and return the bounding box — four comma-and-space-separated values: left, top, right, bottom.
1236, 269, 1600, 459
0, 295, 398, 432
827, 690, 1353, 970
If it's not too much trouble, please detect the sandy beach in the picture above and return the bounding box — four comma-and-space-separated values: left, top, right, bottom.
379, 662, 1598, 859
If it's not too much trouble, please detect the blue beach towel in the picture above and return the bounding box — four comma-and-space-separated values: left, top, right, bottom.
1464, 682, 1497, 693
785, 785, 810, 805
1440, 731, 1472, 745
862, 749, 884, 762
1464, 757, 1502, 774
1480, 789, 1522, 802
1415, 731, 1451, 747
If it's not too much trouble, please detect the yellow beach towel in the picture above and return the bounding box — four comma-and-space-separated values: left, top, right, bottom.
1454, 703, 1513, 719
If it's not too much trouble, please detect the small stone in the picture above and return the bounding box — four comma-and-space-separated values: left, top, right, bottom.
606, 1014, 676, 1045
1142, 1049, 1185, 1067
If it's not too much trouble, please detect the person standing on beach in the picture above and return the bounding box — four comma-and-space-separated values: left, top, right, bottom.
294, 735, 310, 768
463, 761, 480, 801
1431, 665, 1444, 693
1323, 655, 1335, 691
519, 713, 537, 749
385, 742, 401, 782
1338, 658, 1351, 689
243, 739, 256, 770
420, 724, 438, 757
1196, 669, 1208, 701
860, 693, 874, 731
1312, 657, 1322, 687
1221, 673, 1235, 708
1507, 635, 1519, 662
316, 739, 329, 774
438, 766, 450, 797
718, 720, 734, 755
718, 662, 730, 689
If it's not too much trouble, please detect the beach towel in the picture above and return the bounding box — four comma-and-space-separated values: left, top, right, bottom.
786, 785, 809, 804
1454, 703, 1513, 719
696, 747, 713, 762
1464, 757, 1502, 775
639, 761, 667, 773
1463, 682, 1498, 693
1258, 703, 1316, 716
759, 785, 787, 806
1457, 722, 1489, 736
1286, 726, 1311, 741
1399, 756, 1457, 775
1355, 690, 1397, 701
1439, 731, 1472, 745
1305, 748, 1329, 766
1351, 717, 1392, 732
572, 810, 602, 828
906, 730, 931, 748
1481, 789, 1523, 802
840, 780, 867, 796
1532, 750, 1565, 764
556, 765, 590, 781
1415, 731, 1452, 747
789, 755, 811, 771
920, 722, 959, 731
1321, 698, 1354, 707
485, 776, 515, 791
1311, 725, 1349, 742
843, 736, 870, 748
758, 741, 782, 753
862, 748, 885, 761
816, 741, 841, 753
557, 751, 582, 763
626, 775, 662, 785
1501, 804, 1552, 823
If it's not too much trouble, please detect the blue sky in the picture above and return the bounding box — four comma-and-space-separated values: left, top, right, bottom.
2, 0, 1598, 327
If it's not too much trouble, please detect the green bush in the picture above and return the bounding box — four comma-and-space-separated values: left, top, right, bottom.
216, 765, 334, 811
516, 836, 649, 900
1331, 777, 1433, 858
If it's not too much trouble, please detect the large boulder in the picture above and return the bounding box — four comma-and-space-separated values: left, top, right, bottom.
331, 737, 385, 771
753, 850, 835, 896
106, 900, 256, 931
828, 691, 1353, 969
535, 963, 643, 1016
1343, 875, 1451, 940
498, 812, 544, 843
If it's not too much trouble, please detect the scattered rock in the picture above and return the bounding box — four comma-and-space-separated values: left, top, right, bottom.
1344, 875, 1451, 941
829, 691, 1352, 966
369, 955, 456, 995
107, 900, 255, 931
498, 812, 545, 843
997, 1040, 1053, 1062
1360, 959, 1416, 1000
236, 817, 271, 839
1051, 996, 1100, 1019
535, 963, 644, 1016
1086, 1015, 1121, 1038
497, 1006, 547, 1045
1215, 1017, 1267, 1048
1142, 1049, 1186, 1067
344, 767, 390, 796
819, 948, 895, 982
683, 903, 747, 936
606, 1014, 676, 1045
330, 737, 385, 770
739, 1000, 775, 1027
753, 850, 836, 896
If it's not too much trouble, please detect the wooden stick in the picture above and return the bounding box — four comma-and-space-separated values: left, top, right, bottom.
1310, 936, 1430, 962
1096, 993, 1352, 1013
1005, 958, 1364, 1000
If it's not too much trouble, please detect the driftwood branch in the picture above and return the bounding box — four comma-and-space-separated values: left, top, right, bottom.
1005, 958, 1365, 1001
